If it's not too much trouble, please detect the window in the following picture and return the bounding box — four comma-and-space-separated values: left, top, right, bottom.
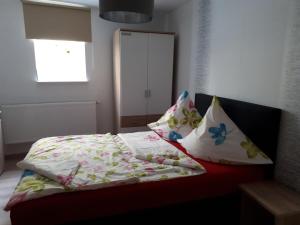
33, 40, 87, 82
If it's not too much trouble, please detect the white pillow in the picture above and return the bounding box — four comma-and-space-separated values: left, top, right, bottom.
148, 91, 202, 142
178, 96, 273, 165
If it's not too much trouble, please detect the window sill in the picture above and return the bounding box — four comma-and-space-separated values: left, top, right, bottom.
36, 80, 89, 84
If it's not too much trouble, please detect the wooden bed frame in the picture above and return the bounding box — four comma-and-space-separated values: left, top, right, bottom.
9, 93, 282, 225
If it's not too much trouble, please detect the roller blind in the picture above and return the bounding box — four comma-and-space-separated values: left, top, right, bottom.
22, 0, 92, 42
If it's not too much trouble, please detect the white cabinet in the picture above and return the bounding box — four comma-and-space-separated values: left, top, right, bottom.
113, 29, 174, 132
147, 33, 174, 115
119, 31, 148, 117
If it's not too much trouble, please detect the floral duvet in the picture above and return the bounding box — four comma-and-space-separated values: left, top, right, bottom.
5, 131, 205, 210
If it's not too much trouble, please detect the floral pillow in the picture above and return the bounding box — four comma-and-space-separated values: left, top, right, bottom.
177, 96, 273, 165
148, 91, 202, 142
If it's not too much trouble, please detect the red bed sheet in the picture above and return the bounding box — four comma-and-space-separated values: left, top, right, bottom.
10, 142, 269, 225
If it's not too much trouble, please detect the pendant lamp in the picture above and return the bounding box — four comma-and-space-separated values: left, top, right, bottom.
99, 0, 154, 24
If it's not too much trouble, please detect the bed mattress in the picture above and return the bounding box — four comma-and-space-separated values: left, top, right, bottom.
10, 142, 268, 225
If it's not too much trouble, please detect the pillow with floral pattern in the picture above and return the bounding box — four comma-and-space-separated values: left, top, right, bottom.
177, 96, 273, 165
148, 91, 202, 142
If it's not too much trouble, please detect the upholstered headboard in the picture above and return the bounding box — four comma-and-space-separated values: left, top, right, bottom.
194, 93, 281, 163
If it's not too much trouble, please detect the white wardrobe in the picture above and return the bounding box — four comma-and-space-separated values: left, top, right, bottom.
113, 29, 175, 132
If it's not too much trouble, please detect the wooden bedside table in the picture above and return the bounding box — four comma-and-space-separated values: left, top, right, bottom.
240, 181, 300, 225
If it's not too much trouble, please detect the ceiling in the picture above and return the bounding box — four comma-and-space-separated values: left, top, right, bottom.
54, 0, 189, 12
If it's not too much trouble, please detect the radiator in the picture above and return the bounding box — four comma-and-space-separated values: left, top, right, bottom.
1, 101, 97, 144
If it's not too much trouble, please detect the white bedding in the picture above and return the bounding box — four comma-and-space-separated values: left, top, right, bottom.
5, 131, 205, 210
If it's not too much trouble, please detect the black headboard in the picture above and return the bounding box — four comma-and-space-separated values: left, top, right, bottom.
195, 93, 281, 163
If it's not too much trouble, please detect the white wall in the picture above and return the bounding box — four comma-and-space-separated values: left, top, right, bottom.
0, 0, 167, 154
166, 0, 194, 99
207, 0, 290, 107
167, 0, 290, 107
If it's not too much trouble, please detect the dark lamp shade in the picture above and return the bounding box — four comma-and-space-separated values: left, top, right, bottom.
99, 0, 154, 24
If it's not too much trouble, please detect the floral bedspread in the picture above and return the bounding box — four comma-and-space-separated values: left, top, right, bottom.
5, 132, 205, 210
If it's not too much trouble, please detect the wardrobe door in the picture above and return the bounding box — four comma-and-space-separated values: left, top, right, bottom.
120, 31, 148, 118
147, 33, 174, 119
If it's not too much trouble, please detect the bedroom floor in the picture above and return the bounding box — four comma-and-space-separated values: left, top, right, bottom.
0, 155, 23, 225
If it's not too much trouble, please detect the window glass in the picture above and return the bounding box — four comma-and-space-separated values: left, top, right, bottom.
33, 40, 87, 82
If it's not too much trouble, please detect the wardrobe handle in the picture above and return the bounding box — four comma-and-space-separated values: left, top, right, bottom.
144, 89, 151, 98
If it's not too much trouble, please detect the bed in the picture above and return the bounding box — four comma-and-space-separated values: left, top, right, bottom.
8, 93, 281, 225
